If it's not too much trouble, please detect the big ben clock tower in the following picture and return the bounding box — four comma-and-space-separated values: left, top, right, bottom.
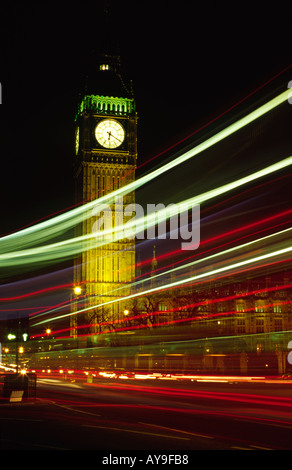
72, 53, 137, 340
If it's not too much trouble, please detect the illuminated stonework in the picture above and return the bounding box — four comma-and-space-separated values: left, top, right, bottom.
77, 94, 135, 117
72, 57, 137, 341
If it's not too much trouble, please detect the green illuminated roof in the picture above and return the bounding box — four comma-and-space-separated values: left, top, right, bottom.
76, 53, 136, 120
77, 94, 135, 119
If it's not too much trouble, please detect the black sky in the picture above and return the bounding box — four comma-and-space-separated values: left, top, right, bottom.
0, 1, 291, 235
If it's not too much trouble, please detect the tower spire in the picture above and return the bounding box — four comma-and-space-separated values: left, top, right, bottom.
99, 0, 120, 58
151, 245, 158, 272
151, 245, 158, 288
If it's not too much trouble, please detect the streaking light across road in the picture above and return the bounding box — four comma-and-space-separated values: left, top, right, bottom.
0, 156, 291, 268
0, 88, 290, 256
32, 244, 292, 327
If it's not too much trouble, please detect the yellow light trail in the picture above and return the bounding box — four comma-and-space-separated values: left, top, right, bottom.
30, 224, 291, 322
97, 227, 292, 296
0, 156, 291, 268
32, 243, 292, 327
0, 87, 290, 257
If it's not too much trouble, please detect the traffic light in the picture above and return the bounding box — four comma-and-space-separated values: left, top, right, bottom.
7, 333, 17, 341
6, 316, 29, 342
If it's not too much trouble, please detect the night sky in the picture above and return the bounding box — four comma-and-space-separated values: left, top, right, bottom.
0, 1, 291, 235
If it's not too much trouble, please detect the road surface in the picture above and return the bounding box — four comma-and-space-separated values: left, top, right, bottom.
1, 374, 292, 451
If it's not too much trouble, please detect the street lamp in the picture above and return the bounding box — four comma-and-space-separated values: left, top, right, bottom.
74, 286, 82, 296
71, 286, 82, 341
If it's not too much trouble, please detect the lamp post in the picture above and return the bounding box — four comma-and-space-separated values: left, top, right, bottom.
74, 286, 82, 296
71, 286, 82, 346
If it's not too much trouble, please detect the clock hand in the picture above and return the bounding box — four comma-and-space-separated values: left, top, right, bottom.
107, 130, 122, 143
111, 134, 122, 143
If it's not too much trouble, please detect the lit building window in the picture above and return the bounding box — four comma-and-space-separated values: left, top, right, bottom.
237, 315, 246, 333
274, 318, 282, 331
256, 316, 265, 333
236, 300, 245, 312
255, 300, 265, 312
273, 305, 282, 313
158, 303, 168, 311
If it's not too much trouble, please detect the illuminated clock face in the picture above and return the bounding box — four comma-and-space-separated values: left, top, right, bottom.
75, 127, 79, 155
95, 119, 125, 149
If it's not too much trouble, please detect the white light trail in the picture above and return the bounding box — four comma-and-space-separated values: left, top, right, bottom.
32, 243, 292, 327
0, 88, 290, 255
0, 155, 291, 268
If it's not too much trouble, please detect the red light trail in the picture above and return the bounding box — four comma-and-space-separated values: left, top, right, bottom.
6, 205, 289, 318
30, 283, 292, 339
0, 283, 75, 302
2, 64, 290, 237
131, 207, 292, 280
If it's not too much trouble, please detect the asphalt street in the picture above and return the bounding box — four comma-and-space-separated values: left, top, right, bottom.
1, 375, 292, 452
